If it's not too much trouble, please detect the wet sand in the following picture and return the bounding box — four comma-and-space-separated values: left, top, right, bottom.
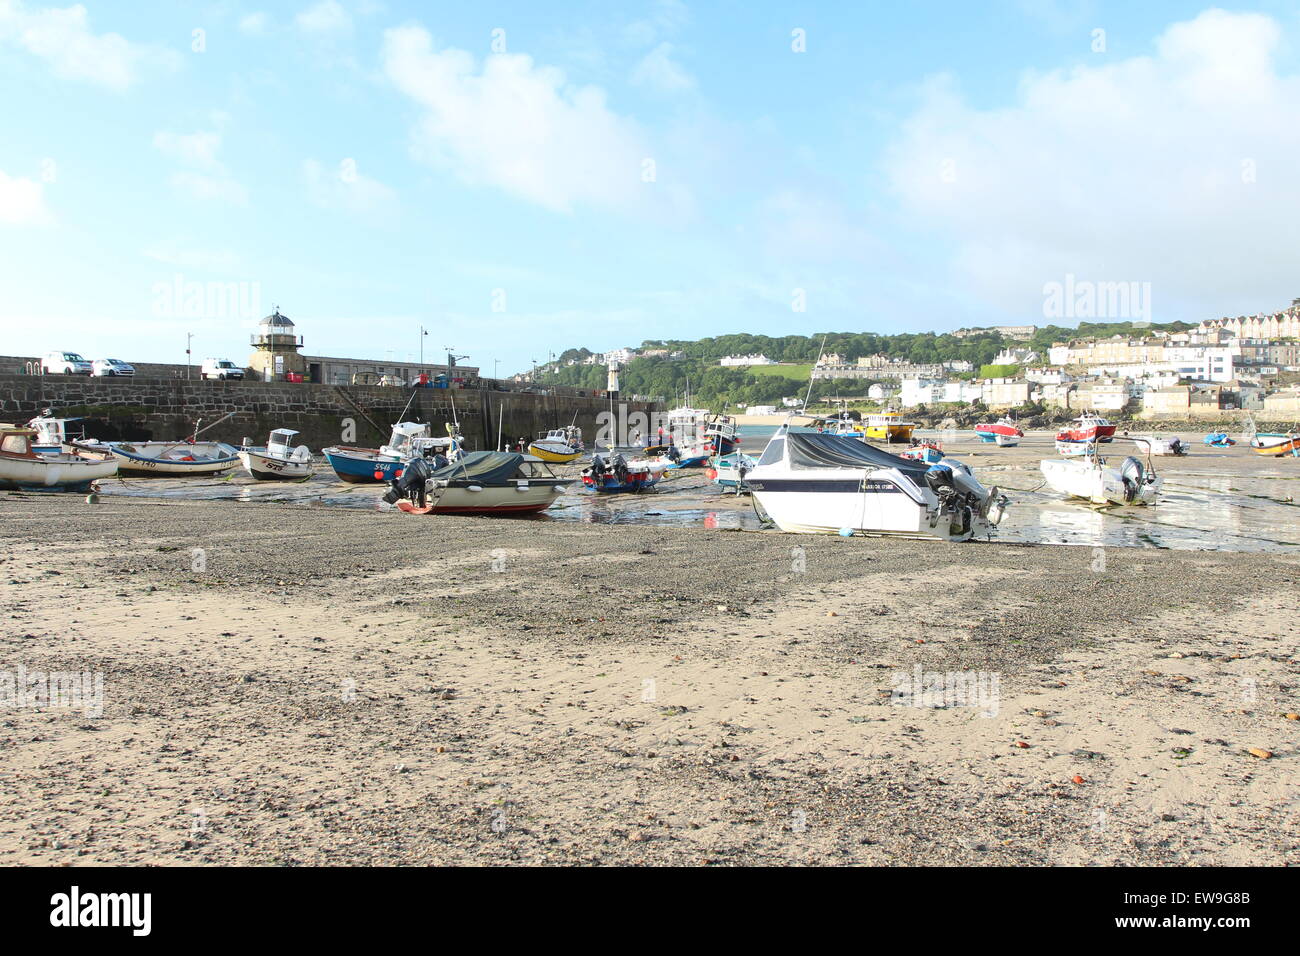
1, 451, 1298, 865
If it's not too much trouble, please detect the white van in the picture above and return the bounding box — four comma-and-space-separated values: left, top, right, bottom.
201, 358, 245, 380
42, 351, 93, 375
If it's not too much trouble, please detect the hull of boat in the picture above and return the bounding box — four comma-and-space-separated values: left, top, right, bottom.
582, 475, 660, 492
239, 450, 314, 480
111, 443, 238, 475
975, 423, 1024, 441
1057, 424, 1116, 443
1130, 437, 1186, 456
396, 484, 562, 514
1040, 460, 1161, 505
864, 424, 914, 443
994, 434, 1019, 447
1055, 440, 1096, 457
748, 480, 983, 541
526, 442, 582, 463
0, 454, 119, 490
1250, 434, 1300, 457
323, 447, 405, 483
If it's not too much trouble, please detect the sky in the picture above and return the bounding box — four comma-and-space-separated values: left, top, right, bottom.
2, 1, 1299, 375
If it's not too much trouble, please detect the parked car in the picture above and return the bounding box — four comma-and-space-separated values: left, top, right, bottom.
41, 351, 93, 375
201, 358, 245, 380
92, 358, 135, 377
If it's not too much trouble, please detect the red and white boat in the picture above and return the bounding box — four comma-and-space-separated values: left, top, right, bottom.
974, 417, 1024, 446
1056, 412, 1116, 444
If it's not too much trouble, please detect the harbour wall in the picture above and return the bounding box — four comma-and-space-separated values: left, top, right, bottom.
0, 374, 659, 452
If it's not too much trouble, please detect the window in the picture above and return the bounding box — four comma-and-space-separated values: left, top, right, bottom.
757, 437, 785, 466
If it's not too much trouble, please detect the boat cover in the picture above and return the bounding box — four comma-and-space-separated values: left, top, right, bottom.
427, 451, 521, 485
786, 432, 929, 474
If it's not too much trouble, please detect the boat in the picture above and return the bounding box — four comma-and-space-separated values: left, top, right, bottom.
527, 425, 584, 464
863, 410, 916, 444
108, 440, 240, 476
1249, 432, 1300, 457
899, 439, 944, 464
663, 406, 719, 466
745, 425, 1007, 540
974, 417, 1024, 446
0, 426, 120, 490
383, 452, 568, 515
1203, 433, 1236, 447
1040, 449, 1161, 505
1056, 411, 1116, 444
238, 429, 315, 480
707, 452, 758, 492
1055, 439, 1096, 457
27, 414, 87, 454
580, 453, 669, 492
816, 411, 864, 439
1129, 435, 1187, 456
323, 422, 462, 483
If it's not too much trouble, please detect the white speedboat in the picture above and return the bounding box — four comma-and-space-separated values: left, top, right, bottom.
239, 429, 315, 480
383, 451, 568, 515
1055, 439, 1096, 457
745, 425, 1007, 540
27, 414, 86, 454
1129, 435, 1187, 456
0, 426, 119, 490
1040, 450, 1161, 505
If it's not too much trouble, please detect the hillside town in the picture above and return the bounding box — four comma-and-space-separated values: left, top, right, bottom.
546, 301, 1300, 420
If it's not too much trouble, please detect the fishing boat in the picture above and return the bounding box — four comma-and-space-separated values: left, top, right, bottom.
1056, 411, 1116, 444
1129, 435, 1188, 457
899, 439, 944, 464
663, 406, 718, 466
863, 410, 916, 444
580, 453, 669, 492
974, 417, 1024, 446
383, 452, 568, 515
1040, 448, 1161, 505
707, 452, 757, 492
745, 425, 1007, 540
238, 429, 314, 480
109, 440, 240, 476
0, 426, 119, 491
703, 413, 741, 457
27, 414, 86, 454
323, 422, 462, 483
1249, 432, 1300, 457
816, 411, 864, 439
1203, 433, 1236, 447
527, 425, 584, 464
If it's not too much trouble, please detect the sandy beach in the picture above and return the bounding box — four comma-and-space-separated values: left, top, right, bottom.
2, 453, 1297, 865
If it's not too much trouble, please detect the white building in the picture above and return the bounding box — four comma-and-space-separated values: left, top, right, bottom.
604, 348, 637, 365
900, 378, 944, 406
720, 354, 776, 367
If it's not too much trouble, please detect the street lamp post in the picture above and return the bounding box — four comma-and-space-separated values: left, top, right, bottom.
420, 325, 428, 366
186, 332, 193, 380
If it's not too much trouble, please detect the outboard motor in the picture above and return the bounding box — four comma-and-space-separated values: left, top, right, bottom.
666, 444, 681, 463
924, 463, 955, 494
611, 454, 630, 486
1119, 456, 1145, 503
382, 456, 432, 506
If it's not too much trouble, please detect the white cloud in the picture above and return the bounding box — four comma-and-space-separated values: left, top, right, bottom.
143, 238, 241, 271
302, 158, 396, 215
631, 42, 693, 93
295, 0, 350, 34
152, 130, 223, 171
382, 25, 657, 214
884, 9, 1300, 318
0, 0, 176, 90
153, 128, 247, 204
0, 169, 54, 225
238, 12, 269, 36
624, 0, 689, 47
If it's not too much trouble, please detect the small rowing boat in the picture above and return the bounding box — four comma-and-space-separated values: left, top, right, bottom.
527, 425, 584, 464
109, 440, 239, 476
1129, 435, 1187, 456
1040, 449, 1161, 505
1203, 433, 1236, 447
707, 452, 757, 492
1249, 432, 1300, 457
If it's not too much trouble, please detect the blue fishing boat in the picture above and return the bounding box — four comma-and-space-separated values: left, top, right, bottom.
323, 422, 461, 483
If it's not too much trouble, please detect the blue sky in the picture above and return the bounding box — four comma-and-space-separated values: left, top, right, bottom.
2, 1, 1299, 374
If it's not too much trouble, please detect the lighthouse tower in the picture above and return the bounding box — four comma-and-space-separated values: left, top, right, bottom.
248, 307, 306, 381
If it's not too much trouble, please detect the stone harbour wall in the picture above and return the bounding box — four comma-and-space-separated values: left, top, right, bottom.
0, 374, 659, 452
